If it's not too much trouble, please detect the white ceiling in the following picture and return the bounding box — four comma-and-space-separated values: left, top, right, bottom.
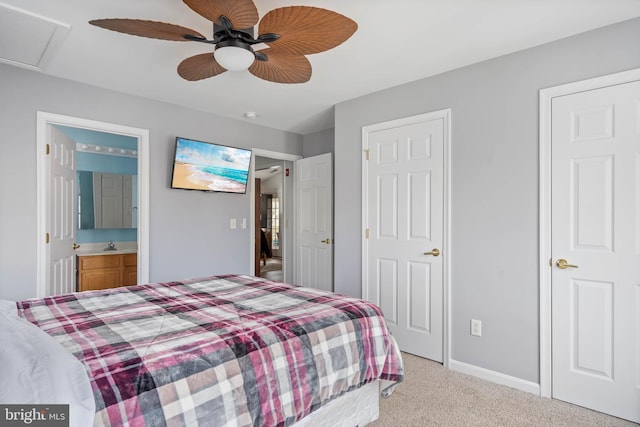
2, 0, 639, 135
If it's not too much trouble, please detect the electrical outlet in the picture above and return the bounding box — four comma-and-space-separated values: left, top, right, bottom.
471, 319, 482, 337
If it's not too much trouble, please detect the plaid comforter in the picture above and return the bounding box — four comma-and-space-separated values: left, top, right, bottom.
17, 275, 403, 427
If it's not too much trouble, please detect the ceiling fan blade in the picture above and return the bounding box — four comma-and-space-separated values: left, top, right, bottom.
249, 50, 311, 84
177, 53, 227, 81
183, 0, 259, 29
89, 19, 205, 41
258, 7, 357, 56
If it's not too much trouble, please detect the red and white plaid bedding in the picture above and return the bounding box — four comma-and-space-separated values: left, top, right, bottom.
17, 275, 403, 427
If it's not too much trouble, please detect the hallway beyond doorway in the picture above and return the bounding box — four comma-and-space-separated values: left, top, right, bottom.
261, 257, 283, 282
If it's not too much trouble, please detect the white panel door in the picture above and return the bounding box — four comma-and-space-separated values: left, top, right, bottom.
49, 126, 76, 296
551, 80, 640, 422
295, 153, 333, 291
364, 114, 445, 362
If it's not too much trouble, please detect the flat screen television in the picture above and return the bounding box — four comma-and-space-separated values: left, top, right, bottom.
171, 137, 252, 194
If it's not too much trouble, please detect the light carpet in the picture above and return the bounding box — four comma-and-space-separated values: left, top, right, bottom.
370, 352, 638, 427
260, 257, 282, 273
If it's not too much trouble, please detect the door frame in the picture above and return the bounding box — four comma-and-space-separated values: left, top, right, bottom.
538, 67, 640, 398
361, 109, 452, 367
36, 112, 150, 297
250, 148, 301, 283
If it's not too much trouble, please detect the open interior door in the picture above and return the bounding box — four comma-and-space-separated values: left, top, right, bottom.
48, 126, 77, 296
294, 153, 333, 291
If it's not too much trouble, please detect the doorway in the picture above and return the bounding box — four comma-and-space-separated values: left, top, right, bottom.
539, 69, 640, 422
251, 149, 300, 283
256, 158, 284, 282
36, 112, 149, 297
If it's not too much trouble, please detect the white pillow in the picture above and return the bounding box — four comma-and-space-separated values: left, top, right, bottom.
0, 298, 19, 318
0, 309, 95, 427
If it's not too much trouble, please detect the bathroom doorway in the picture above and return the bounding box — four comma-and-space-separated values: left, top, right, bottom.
36, 112, 149, 297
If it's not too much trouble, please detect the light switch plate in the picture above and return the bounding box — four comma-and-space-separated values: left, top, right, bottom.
471, 319, 482, 337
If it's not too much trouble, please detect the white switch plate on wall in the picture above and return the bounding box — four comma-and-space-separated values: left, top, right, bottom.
471, 319, 482, 337
230, 218, 237, 229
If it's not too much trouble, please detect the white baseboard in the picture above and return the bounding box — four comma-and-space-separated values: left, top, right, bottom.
449, 359, 540, 396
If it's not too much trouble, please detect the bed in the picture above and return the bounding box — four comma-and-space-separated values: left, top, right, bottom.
2, 274, 403, 426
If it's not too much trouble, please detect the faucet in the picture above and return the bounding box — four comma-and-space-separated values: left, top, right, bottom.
104, 241, 117, 251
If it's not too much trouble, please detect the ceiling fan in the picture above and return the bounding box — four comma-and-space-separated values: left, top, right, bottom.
89, 0, 357, 84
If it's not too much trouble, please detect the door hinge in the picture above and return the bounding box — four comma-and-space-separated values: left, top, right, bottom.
364, 149, 369, 161
46, 144, 50, 155
45, 233, 50, 244
365, 228, 370, 239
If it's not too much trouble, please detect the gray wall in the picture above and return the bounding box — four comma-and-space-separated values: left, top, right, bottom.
334, 18, 640, 384
302, 128, 334, 157
0, 64, 301, 301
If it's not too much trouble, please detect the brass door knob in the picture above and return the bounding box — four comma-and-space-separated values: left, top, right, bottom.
556, 259, 578, 269
321, 238, 333, 244
424, 248, 440, 257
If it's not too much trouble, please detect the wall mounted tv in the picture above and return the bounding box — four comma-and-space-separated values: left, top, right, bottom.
171, 137, 252, 194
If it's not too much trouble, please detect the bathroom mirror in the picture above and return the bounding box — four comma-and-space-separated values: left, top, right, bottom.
78, 171, 137, 229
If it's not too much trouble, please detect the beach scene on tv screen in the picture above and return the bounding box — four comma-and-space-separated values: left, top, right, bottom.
172, 138, 251, 193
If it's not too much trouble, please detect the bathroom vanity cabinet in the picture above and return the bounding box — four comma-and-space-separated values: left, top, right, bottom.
77, 252, 137, 292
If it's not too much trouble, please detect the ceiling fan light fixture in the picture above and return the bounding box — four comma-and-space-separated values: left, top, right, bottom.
214, 39, 255, 71
90, 3, 358, 83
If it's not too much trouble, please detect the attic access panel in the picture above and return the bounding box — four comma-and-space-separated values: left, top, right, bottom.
0, 3, 70, 70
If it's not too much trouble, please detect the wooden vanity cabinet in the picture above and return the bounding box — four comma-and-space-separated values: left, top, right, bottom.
122, 253, 138, 286
78, 253, 137, 292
